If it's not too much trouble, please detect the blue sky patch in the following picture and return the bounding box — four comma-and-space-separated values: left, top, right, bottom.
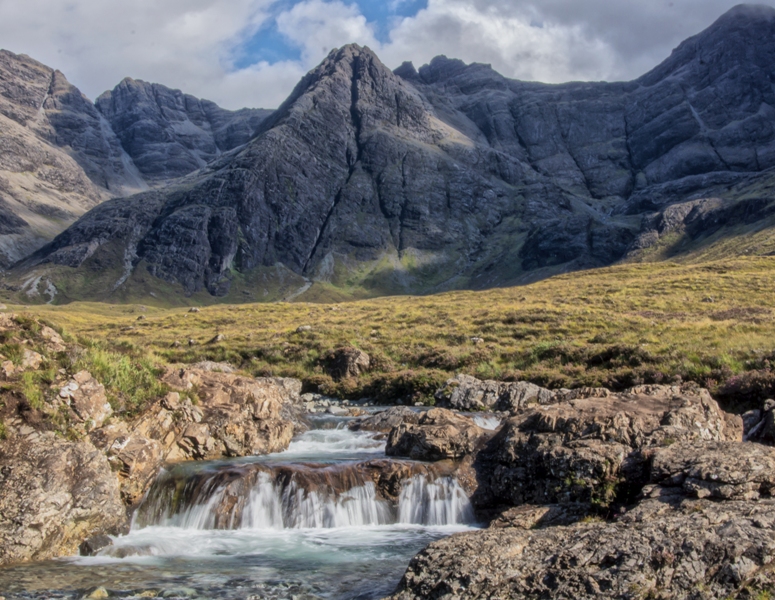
231, 0, 428, 69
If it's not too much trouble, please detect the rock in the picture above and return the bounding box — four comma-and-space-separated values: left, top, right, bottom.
488, 503, 592, 529
60, 370, 113, 430
323, 347, 370, 380
188, 307, 200, 313
207, 334, 225, 344
390, 498, 775, 600
79, 534, 113, 556
348, 406, 421, 432
0, 433, 126, 565
436, 374, 554, 412
473, 384, 742, 510
40, 326, 66, 352
296, 325, 313, 333
187, 338, 196, 346
1, 360, 16, 379
85, 588, 109, 600
386, 408, 492, 461
20, 349, 43, 370
646, 440, 775, 501
744, 399, 775, 444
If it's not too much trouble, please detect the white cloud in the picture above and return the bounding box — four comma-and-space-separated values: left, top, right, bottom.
0, 0, 773, 111
276, 0, 380, 64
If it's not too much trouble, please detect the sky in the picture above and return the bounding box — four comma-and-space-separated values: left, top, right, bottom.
0, 0, 772, 110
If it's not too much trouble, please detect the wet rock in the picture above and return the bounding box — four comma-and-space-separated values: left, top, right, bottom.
348, 406, 420, 432
323, 347, 370, 380
390, 498, 775, 600
386, 408, 492, 461
0, 433, 125, 565
435, 374, 554, 412
79, 534, 113, 556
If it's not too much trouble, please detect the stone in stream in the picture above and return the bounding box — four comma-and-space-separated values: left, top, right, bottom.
386, 408, 492, 461
349, 406, 421, 432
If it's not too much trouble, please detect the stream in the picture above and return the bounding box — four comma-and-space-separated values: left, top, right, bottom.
0, 412, 488, 599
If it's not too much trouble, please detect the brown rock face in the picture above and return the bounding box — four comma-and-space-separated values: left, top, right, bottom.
0, 434, 126, 565
386, 408, 492, 461
90, 368, 303, 505
474, 384, 742, 509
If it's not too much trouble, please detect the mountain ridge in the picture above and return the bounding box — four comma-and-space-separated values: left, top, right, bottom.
6, 4, 775, 304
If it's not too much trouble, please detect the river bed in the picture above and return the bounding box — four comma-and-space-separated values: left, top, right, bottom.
0, 413, 483, 599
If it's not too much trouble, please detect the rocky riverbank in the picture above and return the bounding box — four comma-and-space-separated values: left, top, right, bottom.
2, 311, 775, 599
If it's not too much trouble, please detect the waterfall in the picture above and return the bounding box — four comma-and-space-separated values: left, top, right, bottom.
398, 475, 475, 526
134, 464, 474, 532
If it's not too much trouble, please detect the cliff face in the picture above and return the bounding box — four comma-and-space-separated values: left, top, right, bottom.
9, 5, 775, 302
95, 79, 272, 181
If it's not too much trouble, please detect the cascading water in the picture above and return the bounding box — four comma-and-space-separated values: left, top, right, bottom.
0, 412, 480, 600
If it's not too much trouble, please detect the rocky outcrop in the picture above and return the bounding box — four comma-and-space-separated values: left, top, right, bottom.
435, 374, 554, 412
386, 408, 491, 461
323, 347, 370, 380
391, 496, 775, 600
473, 384, 742, 509
16, 6, 775, 300
646, 440, 775, 501
0, 433, 126, 565
90, 367, 303, 505
95, 79, 272, 180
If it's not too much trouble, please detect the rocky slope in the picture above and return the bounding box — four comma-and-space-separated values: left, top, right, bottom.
0, 50, 272, 271
10, 4, 775, 303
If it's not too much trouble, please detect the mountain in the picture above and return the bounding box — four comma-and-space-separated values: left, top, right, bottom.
0, 50, 272, 270
7, 4, 775, 304
95, 79, 272, 181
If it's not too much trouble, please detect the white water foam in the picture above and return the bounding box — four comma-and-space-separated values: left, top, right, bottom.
398, 475, 475, 526
471, 414, 502, 430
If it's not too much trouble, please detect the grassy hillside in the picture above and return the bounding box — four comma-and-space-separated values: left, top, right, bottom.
6, 256, 775, 414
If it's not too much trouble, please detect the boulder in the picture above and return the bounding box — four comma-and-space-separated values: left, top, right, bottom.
390, 498, 775, 600
323, 347, 370, 380
386, 408, 492, 461
473, 384, 742, 509
348, 406, 421, 432
0, 433, 126, 565
435, 374, 554, 412
743, 399, 775, 444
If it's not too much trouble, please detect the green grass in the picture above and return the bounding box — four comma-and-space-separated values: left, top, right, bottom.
70, 342, 168, 414
7, 256, 775, 411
